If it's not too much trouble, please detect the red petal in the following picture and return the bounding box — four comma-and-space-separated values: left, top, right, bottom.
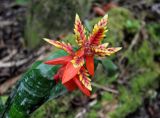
53, 73, 59, 80
86, 55, 94, 76
44, 56, 72, 65
53, 66, 66, 83
62, 62, 81, 84
76, 49, 84, 57
74, 77, 91, 96
64, 79, 77, 91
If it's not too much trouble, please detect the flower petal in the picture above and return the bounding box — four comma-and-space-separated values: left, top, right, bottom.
62, 62, 81, 84
101, 43, 109, 48
53, 65, 66, 80
105, 47, 122, 55
74, 77, 91, 96
71, 56, 84, 68
44, 56, 72, 65
97, 14, 108, 27
75, 48, 84, 57
86, 55, 94, 76
92, 46, 122, 57
64, 79, 77, 91
74, 14, 86, 47
43, 38, 73, 54
88, 14, 108, 45
78, 68, 92, 91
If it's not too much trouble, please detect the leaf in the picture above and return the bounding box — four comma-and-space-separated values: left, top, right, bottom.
84, 20, 92, 32
94, 58, 100, 71
2, 50, 67, 117
100, 59, 118, 77
0, 97, 4, 116
2, 50, 101, 117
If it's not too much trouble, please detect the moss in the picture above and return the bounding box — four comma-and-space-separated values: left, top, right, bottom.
131, 71, 159, 93
107, 26, 160, 117
31, 95, 75, 118
109, 97, 141, 118
147, 23, 160, 51
108, 70, 159, 118
87, 110, 98, 118
102, 92, 114, 101
126, 40, 154, 68
107, 7, 135, 45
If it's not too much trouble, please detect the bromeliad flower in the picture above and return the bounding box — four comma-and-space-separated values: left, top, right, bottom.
74, 14, 121, 76
43, 14, 121, 96
43, 39, 91, 96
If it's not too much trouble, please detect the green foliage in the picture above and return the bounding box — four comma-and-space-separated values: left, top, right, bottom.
0, 98, 4, 115
31, 93, 77, 118
2, 49, 103, 118
87, 110, 98, 118
109, 71, 159, 118
124, 19, 141, 33
108, 21, 160, 117
2, 50, 67, 118
94, 64, 108, 85
107, 7, 132, 45
147, 23, 160, 51
62, 33, 76, 46
101, 58, 118, 77
33, 93, 88, 118
131, 71, 159, 94
126, 40, 153, 68
102, 92, 114, 101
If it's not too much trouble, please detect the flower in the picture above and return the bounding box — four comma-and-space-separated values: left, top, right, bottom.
43, 14, 121, 96
74, 14, 122, 76
43, 39, 91, 96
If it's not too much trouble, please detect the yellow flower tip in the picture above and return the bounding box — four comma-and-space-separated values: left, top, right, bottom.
116, 47, 122, 51
102, 43, 109, 47
103, 14, 108, 20
43, 38, 50, 43
71, 60, 79, 68
75, 13, 80, 20
89, 86, 92, 91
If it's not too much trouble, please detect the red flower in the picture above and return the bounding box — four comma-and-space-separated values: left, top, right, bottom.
43, 14, 121, 96
74, 14, 121, 76
43, 39, 91, 96
53, 65, 91, 96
